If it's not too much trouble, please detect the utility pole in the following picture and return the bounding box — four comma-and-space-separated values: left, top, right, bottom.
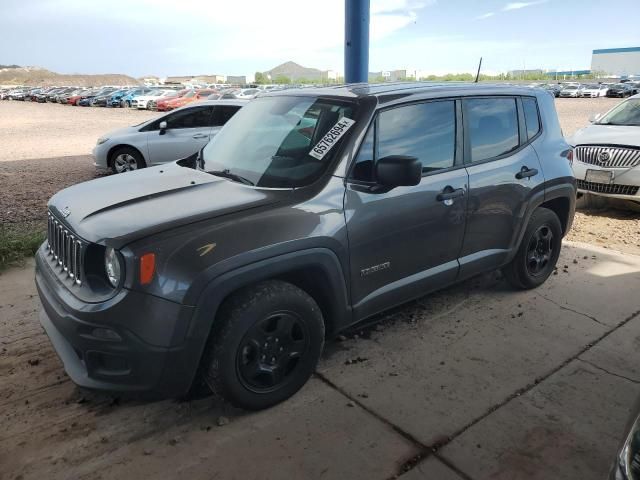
344, 0, 370, 84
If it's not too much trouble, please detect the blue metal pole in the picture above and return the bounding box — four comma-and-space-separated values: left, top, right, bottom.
344, 0, 370, 84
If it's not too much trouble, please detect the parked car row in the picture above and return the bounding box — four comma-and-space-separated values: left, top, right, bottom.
0, 85, 267, 110
536, 81, 640, 98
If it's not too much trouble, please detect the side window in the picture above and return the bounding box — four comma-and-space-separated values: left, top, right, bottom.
211, 106, 241, 126
466, 98, 519, 163
378, 101, 456, 173
522, 97, 541, 140
350, 101, 456, 182
165, 106, 213, 129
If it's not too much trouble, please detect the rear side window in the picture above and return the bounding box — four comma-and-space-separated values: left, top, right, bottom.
211, 106, 241, 126
165, 106, 213, 129
522, 97, 541, 140
465, 98, 519, 163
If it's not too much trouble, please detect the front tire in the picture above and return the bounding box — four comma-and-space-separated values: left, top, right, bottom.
503, 207, 562, 290
202, 280, 325, 410
109, 146, 146, 174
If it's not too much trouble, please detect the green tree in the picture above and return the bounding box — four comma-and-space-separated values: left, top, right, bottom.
254, 72, 267, 84
274, 75, 291, 84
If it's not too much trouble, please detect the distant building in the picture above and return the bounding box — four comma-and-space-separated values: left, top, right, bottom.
140, 76, 161, 86
507, 69, 544, 77
226, 75, 246, 85
368, 70, 408, 82
192, 75, 225, 84
545, 70, 591, 80
591, 47, 640, 77
263, 61, 336, 82
164, 76, 193, 85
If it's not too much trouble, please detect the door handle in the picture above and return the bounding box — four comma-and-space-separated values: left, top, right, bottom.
515, 166, 539, 179
192, 133, 208, 139
436, 187, 465, 202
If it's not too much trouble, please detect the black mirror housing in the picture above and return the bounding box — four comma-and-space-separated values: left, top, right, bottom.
375, 155, 422, 187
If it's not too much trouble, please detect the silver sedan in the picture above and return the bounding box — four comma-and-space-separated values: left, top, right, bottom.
93, 99, 247, 174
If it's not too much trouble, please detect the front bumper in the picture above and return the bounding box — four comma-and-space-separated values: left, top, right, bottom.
35, 247, 198, 396
573, 160, 640, 201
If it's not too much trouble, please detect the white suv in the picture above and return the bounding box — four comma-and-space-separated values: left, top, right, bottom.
569, 94, 640, 201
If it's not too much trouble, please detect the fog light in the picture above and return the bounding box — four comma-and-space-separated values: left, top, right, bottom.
91, 328, 122, 341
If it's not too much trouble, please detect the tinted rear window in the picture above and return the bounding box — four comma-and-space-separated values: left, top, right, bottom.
522, 97, 541, 140
466, 98, 519, 162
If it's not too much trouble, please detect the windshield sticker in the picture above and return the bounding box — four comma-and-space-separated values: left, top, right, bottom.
309, 117, 356, 160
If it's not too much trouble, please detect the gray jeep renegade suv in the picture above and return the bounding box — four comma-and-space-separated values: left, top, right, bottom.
36, 83, 576, 410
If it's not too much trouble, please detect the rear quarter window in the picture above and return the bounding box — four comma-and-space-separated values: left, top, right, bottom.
522, 97, 541, 140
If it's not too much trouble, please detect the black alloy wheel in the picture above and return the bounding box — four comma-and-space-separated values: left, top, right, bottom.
526, 224, 555, 277
236, 311, 309, 393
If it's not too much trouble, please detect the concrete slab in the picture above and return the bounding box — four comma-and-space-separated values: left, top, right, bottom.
2, 377, 419, 480
536, 242, 640, 327
580, 315, 640, 382
438, 359, 638, 480
319, 244, 611, 446
401, 456, 465, 480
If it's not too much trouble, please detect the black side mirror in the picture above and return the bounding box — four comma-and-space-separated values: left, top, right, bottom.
159, 121, 168, 135
375, 155, 422, 188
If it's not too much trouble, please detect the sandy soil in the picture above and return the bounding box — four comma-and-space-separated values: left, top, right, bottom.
0, 101, 155, 162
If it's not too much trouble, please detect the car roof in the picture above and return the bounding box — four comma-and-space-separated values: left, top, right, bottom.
264, 82, 548, 100
170, 99, 249, 112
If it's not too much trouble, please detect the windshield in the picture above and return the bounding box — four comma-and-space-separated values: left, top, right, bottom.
565, 86, 577, 90
201, 96, 357, 188
598, 98, 640, 126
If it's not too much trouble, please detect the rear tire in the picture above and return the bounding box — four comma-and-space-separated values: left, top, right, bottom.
109, 146, 146, 174
202, 280, 325, 410
503, 207, 562, 290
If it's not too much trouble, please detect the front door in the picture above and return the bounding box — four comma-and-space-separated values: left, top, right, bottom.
345, 99, 468, 321
458, 96, 545, 278
146, 105, 214, 165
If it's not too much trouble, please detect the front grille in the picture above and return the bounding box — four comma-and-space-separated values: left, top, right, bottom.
46, 212, 85, 285
577, 179, 639, 196
575, 146, 640, 169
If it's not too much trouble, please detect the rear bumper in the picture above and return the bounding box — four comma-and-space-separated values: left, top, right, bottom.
36, 248, 198, 397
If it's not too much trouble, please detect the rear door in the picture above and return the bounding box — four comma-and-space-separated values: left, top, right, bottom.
459, 96, 544, 278
146, 105, 214, 165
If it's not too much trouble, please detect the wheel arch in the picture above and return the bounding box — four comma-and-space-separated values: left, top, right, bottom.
178, 248, 352, 392
107, 144, 147, 169
506, 182, 576, 264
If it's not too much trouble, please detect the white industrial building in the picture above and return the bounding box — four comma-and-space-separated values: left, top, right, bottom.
591, 47, 640, 77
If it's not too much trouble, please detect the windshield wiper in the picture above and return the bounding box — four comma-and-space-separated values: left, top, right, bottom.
209, 169, 255, 186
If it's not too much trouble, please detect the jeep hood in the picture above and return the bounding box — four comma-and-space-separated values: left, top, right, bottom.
48, 163, 289, 248
570, 124, 640, 147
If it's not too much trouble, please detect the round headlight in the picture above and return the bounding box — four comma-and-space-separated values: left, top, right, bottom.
104, 247, 122, 287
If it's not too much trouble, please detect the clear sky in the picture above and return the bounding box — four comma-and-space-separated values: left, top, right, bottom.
1, 0, 638, 78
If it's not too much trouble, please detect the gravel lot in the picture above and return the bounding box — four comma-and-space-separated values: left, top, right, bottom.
0, 96, 638, 256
